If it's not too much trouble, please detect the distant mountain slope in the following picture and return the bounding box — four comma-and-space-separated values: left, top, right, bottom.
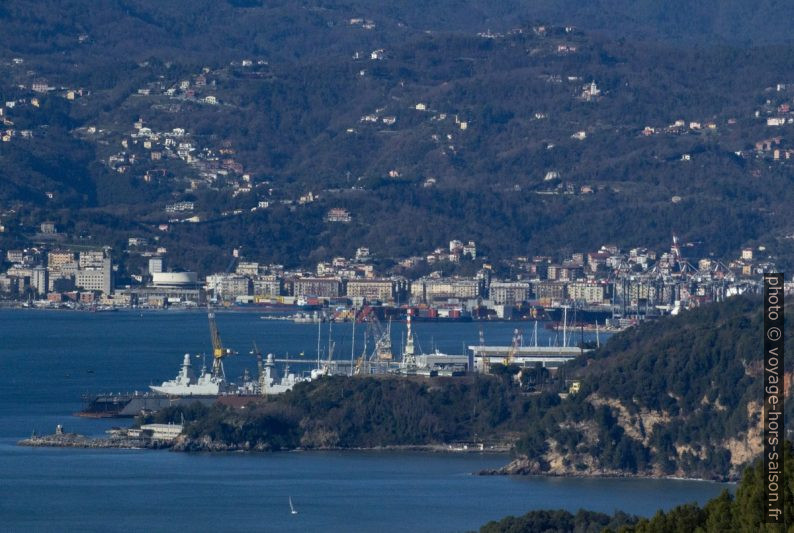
1, 0, 791, 55
1, 2, 794, 272
527, 0, 794, 45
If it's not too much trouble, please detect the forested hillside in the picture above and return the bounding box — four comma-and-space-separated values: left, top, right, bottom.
506, 296, 793, 480
1, 2, 794, 273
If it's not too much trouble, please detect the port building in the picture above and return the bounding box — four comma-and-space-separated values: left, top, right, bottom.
468, 345, 587, 371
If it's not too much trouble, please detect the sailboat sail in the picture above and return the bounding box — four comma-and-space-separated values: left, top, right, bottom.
289, 496, 298, 515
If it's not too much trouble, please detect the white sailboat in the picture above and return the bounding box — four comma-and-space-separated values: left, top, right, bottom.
289, 496, 298, 515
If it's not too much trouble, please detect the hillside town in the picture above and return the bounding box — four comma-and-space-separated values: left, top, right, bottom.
1, 22, 794, 320
4, 27, 794, 233
0, 235, 787, 322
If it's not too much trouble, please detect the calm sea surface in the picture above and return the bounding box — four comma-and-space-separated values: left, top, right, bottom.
0, 310, 731, 532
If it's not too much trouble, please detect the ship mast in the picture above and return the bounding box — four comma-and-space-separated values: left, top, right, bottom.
562, 306, 568, 347
350, 307, 356, 376
534, 320, 538, 347
403, 308, 416, 369
316, 314, 322, 371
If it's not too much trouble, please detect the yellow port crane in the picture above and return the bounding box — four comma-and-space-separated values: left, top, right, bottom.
208, 307, 234, 379
207, 252, 238, 380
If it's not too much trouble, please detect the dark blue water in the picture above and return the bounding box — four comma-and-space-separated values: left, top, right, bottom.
0, 310, 731, 532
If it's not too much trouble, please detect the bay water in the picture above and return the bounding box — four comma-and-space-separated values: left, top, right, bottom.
0, 310, 731, 532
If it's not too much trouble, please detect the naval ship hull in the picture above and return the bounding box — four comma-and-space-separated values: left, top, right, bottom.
77, 393, 217, 418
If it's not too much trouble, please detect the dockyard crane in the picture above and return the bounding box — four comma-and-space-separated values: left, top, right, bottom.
361, 308, 392, 364
402, 309, 417, 369
208, 307, 235, 379
502, 329, 522, 366
371, 318, 393, 364
352, 309, 393, 374
353, 307, 369, 375
206, 252, 239, 380
354, 332, 368, 375
354, 353, 366, 375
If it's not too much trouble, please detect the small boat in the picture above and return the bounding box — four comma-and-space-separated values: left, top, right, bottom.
289, 496, 298, 515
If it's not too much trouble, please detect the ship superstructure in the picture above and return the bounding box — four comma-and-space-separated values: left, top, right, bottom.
150, 308, 234, 396
260, 353, 307, 394
150, 353, 224, 396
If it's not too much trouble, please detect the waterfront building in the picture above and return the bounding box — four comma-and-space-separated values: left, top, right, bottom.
567, 281, 613, 305
152, 272, 199, 288
206, 273, 251, 301
489, 281, 531, 306
345, 278, 396, 302
5, 266, 42, 296
74, 257, 112, 295
410, 277, 482, 304
533, 281, 567, 305
293, 277, 342, 298
31, 266, 48, 296
253, 275, 282, 297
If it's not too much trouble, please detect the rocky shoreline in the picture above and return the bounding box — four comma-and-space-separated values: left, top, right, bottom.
18, 431, 511, 455
18, 433, 733, 483
171, 435, 512, 454
477, 455, 737, 482
479, 456, 649, 478
18, 432, 170, 450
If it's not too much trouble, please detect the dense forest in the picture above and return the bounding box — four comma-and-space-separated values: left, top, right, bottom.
480, 441, 794, 532
144, 296, 790, 481
1, 2, 794, 274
